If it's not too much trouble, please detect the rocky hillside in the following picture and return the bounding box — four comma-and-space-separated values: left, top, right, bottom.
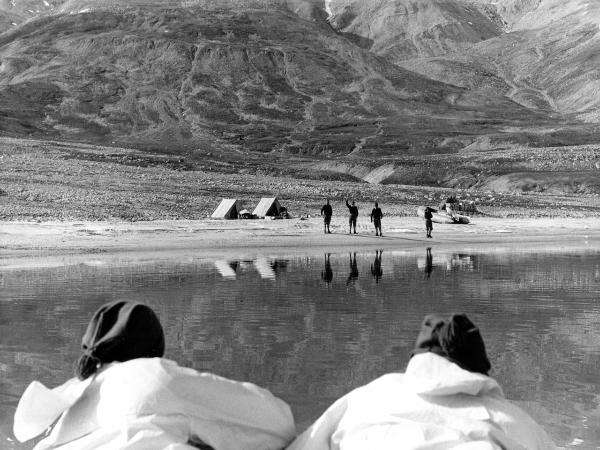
0, 1, 553, 156
331, 0, 600, 115
0, 0, 61, 31
327, 0, 504, 60
0, 0, 598, 194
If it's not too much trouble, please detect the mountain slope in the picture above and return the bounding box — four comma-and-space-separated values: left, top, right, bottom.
400, 1, 600, 116
327, 0, 504, 60
331, 0, 600, 117
0, 3, 551, 156
0, 0, 61, 31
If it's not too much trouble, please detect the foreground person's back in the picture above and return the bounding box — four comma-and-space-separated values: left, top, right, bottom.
13, 301, 295, 450
287, 314, 556, 450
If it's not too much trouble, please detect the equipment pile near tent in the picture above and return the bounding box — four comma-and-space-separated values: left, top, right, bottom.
416, 206, 470, 224
238, 209, 254, 219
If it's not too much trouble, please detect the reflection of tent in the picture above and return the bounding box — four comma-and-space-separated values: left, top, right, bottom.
416, 253, 474, 271
211, 199, 242, 219
214, 260, 237, 279
252, 197, 283, 218
417, 255, 451, 271
254, 257, 276, 280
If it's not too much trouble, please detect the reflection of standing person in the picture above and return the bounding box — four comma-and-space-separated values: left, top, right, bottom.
370, 202, 383, 237
321, 253, 333, 284
424, 207, 433, 238
371, 250, 383, 283
346, 252, 359, 285
320, 199, 333, 234
424, 247, 433, 279
345, 200, 358, 234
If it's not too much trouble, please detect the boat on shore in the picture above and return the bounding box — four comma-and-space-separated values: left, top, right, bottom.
417, 206, 470, 224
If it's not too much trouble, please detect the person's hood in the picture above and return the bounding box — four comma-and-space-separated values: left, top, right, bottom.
404, 353, 504, 398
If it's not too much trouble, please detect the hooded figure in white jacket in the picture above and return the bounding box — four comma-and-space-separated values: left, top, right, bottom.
287, 314, 556, 450
13, 300, 296, 450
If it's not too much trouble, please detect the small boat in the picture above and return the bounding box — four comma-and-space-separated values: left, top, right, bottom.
417, 206, 470, 224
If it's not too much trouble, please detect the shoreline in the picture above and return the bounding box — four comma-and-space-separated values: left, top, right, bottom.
1, 216, 598, 266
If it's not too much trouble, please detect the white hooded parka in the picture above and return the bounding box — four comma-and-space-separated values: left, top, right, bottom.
14, 357, 296, 450
287, 353, 556, 450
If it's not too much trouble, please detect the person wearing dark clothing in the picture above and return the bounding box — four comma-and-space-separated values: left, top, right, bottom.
440, 195, 457, 211
346, 252, 359, 285
346, 200, 358, 234
321, 253, 333, 283
320, 199, 333, 234
371, 250, 383, 283
424, 207, 433, 238
370, 202, 383, 237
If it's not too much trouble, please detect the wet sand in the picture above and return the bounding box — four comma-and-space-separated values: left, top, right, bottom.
1, 216, 598, 268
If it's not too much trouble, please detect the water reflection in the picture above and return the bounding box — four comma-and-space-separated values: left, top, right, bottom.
346, 252, 359, 286
214, 251, 482, 284
214, 260, 237, 279
214, 258, 290, 281
321, 254, 333, 284
416, 250, 476, 273
370, 250, 383, 283
255, 257, 277, 280
1, 249, 600, 448
424, 247, 433, 279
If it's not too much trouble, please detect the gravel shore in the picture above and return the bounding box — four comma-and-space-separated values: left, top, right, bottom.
1, 216, 598, 265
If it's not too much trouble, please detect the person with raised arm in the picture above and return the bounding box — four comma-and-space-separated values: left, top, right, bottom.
345, 199, 358, 234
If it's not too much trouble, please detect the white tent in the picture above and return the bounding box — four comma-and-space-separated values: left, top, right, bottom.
211, 199, 241, 219
252, 197, 282, 218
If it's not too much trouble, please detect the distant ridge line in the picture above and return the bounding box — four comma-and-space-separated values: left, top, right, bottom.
58, 0, 293, 13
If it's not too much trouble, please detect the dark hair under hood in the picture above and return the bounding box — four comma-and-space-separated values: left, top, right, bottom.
411, 313, 491, 375
76, 301, 165, 379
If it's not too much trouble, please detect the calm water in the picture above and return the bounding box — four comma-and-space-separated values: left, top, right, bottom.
1, 248, 600, 448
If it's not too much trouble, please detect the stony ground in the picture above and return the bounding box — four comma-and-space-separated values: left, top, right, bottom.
1, 137, 599, 222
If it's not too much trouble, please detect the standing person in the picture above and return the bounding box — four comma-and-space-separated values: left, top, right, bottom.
320, 199, 333, 234
287, 313, 557, 450
370, 202, 383, 237
345, 199, 358, 234
13, 301, 295, 450
424, 206, 433, 238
